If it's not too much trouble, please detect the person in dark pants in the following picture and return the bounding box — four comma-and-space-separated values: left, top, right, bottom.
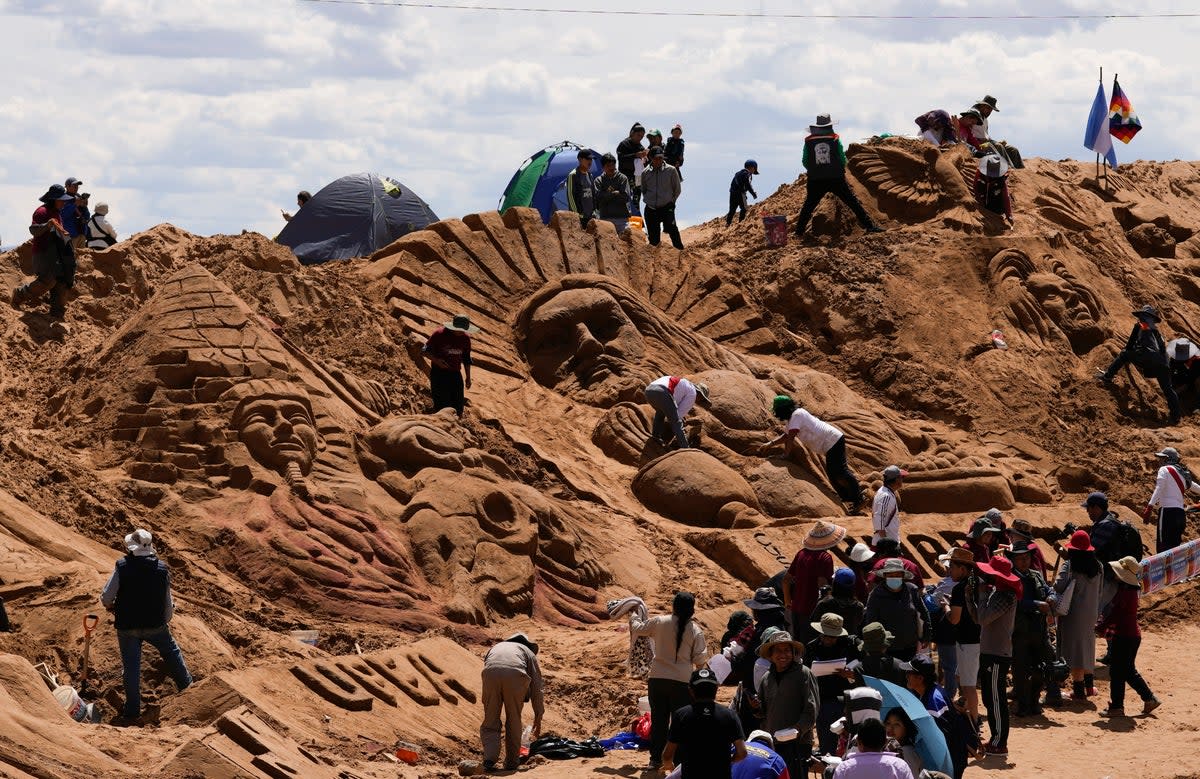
974, 555, 1018, 759
805, 613, 862, 754
794, 114, 883, 237
662, 668, 747, 778
756, 631, 817, 779
644, 375, 709, 449
726, 160, 758, 226
100, 529, 191, 725
12, 184, 77, 320
565, 149, 596, 228
1008, 541, 1053, 716
1098, 557, 1161, 718
616, 122, 648, 215
641, 146, 684, 249
1098, 304, 1181, 425
764, 394, 864, 513
422, 314, 477, 415
1142, 446, 1199, 552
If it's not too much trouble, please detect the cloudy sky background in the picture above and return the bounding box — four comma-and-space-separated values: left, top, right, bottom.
2, 0, 1199, 248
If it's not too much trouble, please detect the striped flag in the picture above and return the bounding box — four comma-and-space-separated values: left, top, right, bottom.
1085, 81, 1117, 168
1109, 77, 1143, 144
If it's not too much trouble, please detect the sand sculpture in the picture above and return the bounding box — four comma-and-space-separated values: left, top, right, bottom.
988, 247, 1108, 354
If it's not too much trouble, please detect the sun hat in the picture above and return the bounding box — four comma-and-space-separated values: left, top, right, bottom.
849, 542, 875, 564
833, 567, 856, 588
811, 114, 834, 131
968, 517, 1000, 540
124, 529, 156, 557
978, 153, 1009, 179
977, 555, 1019, 585
1155, 447, 1181, 462
95, 202, 109, 215
758, 630, 805, 659
39, 184, 71, 204
1169, 337, 1199, 362
747, 729, 773, 747
882, 465, 908, 482
744, 586, 784, 611
1006, 539, 1034, 555
877, 558, 913, 580
974, 95, 1000, 112
1110, 556, 1141, 587
1081, 491, 1108, 509
1009, 518, 1034, 538
690, 667, 719, 689
772, 395, 797, 419
861, 622, 894, 652
443, 314, 480, 333
1132, 304, 1160, 323
1066, 529, 1095, 552
811, 612, 849, 638
694, 382, 710, 403
941, 546, 975, 568
503, 632, 539, 655
804, 521, 848, 551
959, 108, 984, 122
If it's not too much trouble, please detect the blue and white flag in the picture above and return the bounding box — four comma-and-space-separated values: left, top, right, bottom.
1085, 81, 1118, 168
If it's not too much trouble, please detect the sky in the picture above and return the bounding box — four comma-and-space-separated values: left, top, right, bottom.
2, 0, 1199, 248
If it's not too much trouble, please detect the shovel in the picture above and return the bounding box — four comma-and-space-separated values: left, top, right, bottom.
78, 613, 99, 693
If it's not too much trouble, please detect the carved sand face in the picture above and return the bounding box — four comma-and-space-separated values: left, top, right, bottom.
1024, 271, 1104, 351
235, 396, 322, 474
520, 287, 648, 402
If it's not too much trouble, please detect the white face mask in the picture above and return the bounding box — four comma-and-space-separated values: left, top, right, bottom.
885, 578, 904, 591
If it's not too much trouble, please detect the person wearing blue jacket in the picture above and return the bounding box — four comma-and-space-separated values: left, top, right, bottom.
727, 160, 759, 226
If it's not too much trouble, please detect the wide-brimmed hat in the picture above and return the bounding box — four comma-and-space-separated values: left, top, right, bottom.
124, 529, 156, 557
882, 465, 908, 482
974, 95, 1000, 112
977, 555, 1019, 584
1169, 338, 1199, 362
968, 517, 1000, 540
503, 632, 539, 655
758, 630, 805, 658
95, 202, 110, 216
959, 108, 984, 122
1066, 529, 1095, 552
978, 153, 1009, 179
1155, 447, 1181, 462
694, 382, 710, 404
1009, 518, 1034, 538
1110, 556, 1141, 587
444, 314, 480, 333
811, 113, 834, 128
744, 586, 784, 611
1007, 539, 1034, 556
849, 542, 875, 563
877, 558, 913, 580
1132, 304, 1160, 323
804, 521, 847, 551
861, 622, 894, 652
940, 546, 976, 568
811, 612, 849, 637
39, 184, 73, 204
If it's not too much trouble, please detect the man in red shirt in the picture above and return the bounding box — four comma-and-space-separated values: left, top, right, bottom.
783, 521, 846, 641
12, 184, 76, 319
422, 314, 477, 415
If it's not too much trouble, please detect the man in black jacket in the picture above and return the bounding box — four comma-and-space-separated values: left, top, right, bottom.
616, 123, 647, 215
100, 529, 191, 724
1098, 304, 1181, 425
593, 154, 632, 234
794, 114, 883, 238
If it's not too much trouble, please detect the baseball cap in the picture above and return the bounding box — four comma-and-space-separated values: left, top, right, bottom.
882, 465, 908, 482
65, 177, 83, 186
690, 668, 719, 689
1081, 491, 1108, 509
648, 146, 664, 159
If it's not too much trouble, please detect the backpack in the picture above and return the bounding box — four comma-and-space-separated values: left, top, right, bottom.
87, 215, 117, 247
1116, 519, 1145, 561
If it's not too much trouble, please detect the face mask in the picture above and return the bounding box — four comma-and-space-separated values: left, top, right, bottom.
885, 578, 903, 591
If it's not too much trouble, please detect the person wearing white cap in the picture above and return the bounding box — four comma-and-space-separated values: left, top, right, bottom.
86, 202, 118, 249
644, 375, 710, 450
1142, 446, 1200, 552
871, 466, 908, 545
99, 529, 191, 724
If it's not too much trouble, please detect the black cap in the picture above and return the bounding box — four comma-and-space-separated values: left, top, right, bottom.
648, 146, 664, 159
39, 184, 68, 204
65, 177, 83, 187
1082, 491, 1108, 509
690, 668, 719, 688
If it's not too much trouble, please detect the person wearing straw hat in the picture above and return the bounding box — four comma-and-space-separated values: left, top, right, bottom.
1097, 304, 1181, 426
974, 553, 1019, 758
12, 183, 77, 319
480, 632, 544, 771
422, 314, 479, 416
1053, 528, 1104, 701
1096, 557, 1161, 718
944, 545, 983, 728
99, 529, 192, 725
864, 558, 928, 662
783, 521, 847, 640
756, 630, 818, 779
1142, 446, 1200, 552
871, 465, 908, 545
765, 395, 865, 514
793, 114, 884, 238
806, 613, 862, 753
644, 375, 710, 450
1007, 540, 1054, 717
973, 152, 1012, 222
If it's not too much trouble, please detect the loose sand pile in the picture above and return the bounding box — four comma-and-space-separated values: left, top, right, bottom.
1, 144, 1199, 777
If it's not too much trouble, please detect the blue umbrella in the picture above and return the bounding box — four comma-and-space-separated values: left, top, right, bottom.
863, 675, 954, 776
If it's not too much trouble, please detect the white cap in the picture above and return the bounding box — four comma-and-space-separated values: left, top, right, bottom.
124, 529, 155, 557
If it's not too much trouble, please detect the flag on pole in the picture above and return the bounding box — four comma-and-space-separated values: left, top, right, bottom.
1085, 81, 1117, 168
1109, 77, 1142, 143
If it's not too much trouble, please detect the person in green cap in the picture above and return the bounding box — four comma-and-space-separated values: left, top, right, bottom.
762, 395, 864, 513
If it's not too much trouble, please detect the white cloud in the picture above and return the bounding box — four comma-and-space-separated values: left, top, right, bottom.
0, 0, 1197, 247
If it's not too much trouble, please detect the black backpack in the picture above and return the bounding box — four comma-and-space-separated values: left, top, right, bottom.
1116, 520, 1146, 561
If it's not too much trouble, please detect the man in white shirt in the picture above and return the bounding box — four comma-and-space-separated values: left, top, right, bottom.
832, 717, 915, 779
1142, 446, 1200, 552
871, 465, 908, 545
644, 375, 709, 450
765, 395, 864, 513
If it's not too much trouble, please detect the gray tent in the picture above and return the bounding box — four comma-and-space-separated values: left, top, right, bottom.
276, 172, 438, 264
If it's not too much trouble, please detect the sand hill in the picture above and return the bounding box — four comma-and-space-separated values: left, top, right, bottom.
1, 141, 1199, 777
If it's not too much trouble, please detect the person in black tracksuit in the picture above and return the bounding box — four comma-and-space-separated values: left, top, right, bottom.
1099, 304, 1181, 425
794, 114, 883, 237
726, 160, 758, 226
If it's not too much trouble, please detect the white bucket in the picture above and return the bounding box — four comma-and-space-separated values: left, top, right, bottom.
53, 685, 94, 723
637, 695, 650, 715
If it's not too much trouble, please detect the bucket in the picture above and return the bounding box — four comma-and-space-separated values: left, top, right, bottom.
628, 215, 644, 232
290, 629, 319, 646
53, 685, 97, 723
762, 215, 788, 247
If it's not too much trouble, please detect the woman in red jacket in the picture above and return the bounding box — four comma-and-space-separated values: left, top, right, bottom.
1097, 556, 1161, 717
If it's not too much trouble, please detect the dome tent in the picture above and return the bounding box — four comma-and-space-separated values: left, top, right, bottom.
499, 141, 603, 224
277, 172, 438, 264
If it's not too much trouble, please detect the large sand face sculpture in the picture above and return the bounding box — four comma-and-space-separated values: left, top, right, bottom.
988, 247, 1107, 355
60, 264, 605, 627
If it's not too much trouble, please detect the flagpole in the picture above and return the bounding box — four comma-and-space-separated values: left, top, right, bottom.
1097, 66, 1109, 190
